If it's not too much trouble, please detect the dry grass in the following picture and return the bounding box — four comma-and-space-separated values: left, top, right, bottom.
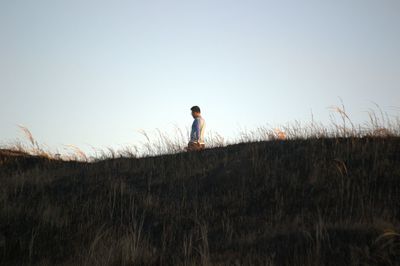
3, 104, 399, 162
1, 113, 400, 265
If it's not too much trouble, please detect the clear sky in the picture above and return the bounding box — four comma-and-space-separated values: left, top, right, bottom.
1, 0, 399, 154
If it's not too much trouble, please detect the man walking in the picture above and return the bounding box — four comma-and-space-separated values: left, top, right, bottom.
186, 106, 206, 151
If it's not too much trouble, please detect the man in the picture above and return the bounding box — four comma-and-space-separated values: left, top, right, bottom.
186, 105, 206, 151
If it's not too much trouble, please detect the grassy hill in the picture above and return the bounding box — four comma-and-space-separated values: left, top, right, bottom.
1, 137, 400, 265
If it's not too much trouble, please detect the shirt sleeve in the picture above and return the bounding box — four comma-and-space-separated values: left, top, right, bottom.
195, 118, 200, 141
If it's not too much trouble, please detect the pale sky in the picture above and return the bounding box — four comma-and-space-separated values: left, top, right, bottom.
1, 0, 399, 154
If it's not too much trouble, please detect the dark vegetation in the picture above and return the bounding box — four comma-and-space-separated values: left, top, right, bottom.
1, 136, 400, 265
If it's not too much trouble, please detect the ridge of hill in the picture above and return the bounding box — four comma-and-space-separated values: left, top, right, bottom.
1, 137, 400, 265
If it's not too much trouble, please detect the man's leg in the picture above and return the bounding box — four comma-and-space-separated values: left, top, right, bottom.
186, 142, 196, 151
187, 142, 203, 151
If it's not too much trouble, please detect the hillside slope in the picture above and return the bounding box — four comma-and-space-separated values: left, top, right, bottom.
1, 137, 400, 265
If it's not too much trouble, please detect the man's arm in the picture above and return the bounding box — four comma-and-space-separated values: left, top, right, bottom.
191, 118, 200, 143
196, 118, 201, 141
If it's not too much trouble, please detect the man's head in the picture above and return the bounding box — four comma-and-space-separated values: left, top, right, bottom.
191, 106, 201, 118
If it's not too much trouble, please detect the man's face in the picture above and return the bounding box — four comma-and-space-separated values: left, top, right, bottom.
191, 111, 199, 118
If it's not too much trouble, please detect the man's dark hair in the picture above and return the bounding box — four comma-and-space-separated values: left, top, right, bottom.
190, 106, 201, 113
